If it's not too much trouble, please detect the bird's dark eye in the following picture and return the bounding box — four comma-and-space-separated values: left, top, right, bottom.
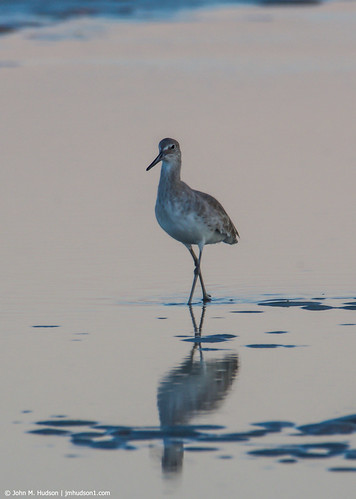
171, 144, 175, 149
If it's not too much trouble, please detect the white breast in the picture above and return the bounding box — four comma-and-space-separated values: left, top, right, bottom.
155, 198, 220, 246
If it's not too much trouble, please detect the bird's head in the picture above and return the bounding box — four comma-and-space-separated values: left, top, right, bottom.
146, 138, 181, 171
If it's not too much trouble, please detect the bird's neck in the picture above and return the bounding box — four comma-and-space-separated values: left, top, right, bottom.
158, 159, 182, 194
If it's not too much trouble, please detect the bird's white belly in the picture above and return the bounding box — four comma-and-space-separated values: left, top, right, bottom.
155, 200, 214, 245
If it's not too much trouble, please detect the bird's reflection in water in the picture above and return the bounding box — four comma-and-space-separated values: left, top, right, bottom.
157, 306, 238, 476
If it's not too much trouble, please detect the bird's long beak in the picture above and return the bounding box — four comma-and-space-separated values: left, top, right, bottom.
146, 151, 163, 171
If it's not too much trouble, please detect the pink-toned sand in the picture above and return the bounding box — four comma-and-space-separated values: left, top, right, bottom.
1, 2, 355, 305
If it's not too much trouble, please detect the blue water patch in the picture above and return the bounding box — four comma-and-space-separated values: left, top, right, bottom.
36, 418, 97, 426
185, 446, 220, 452
32, 325, 60, 328
0, 0, 323, 34
265, 330, 289, 334
258, 299, 316, 307
230, 310, 264, 314
297, 414, 356, 436
345, 450, 356, 460
258, 299, 334, 310
182, 333, 237, 343
245, 343, 298, 348
328, 467, 356, 473
29, 428, 71, 436
301, 303, 333, 311
249, 442, 348, 459
340, 304, 356, 311
252, 421, 295, 431
257, 297, 356, 312
27, 411, 356, 472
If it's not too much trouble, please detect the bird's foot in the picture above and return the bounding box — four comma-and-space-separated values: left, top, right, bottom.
202, 294, 212, 303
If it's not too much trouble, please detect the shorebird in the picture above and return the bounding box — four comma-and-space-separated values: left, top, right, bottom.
146, 138, 239, 304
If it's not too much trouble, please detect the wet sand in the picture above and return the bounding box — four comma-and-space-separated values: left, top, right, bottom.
1, 2, 356, 498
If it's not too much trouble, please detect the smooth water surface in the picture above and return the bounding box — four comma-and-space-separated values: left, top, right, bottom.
1, 2, 356, 497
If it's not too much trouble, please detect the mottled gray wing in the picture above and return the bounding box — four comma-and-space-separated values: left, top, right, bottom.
193, 189, 239, 243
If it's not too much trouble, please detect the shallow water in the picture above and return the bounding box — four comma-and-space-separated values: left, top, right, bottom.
1, 4, 356, 498
4, 297, 356, 497
0, 0, 323, 34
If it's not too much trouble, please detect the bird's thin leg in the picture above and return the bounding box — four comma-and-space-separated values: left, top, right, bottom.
186, 246, 211, 303
187, 264, 199, 305
187, 246, 211, 305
